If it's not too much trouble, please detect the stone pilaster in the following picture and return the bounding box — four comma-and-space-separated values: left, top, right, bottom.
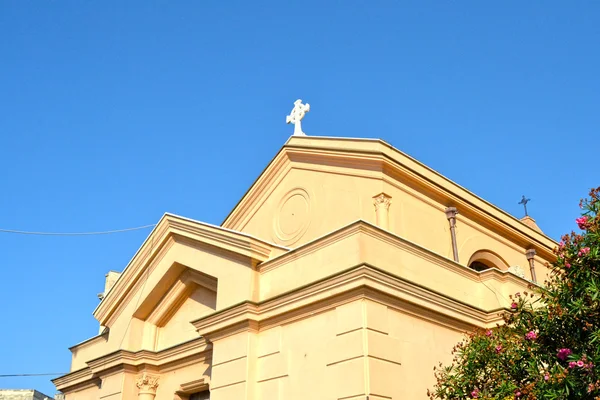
373, 193, 392, 230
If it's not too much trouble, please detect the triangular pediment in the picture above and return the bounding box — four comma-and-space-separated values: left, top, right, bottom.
221, 136, 556, 255
93, 213, 288, 327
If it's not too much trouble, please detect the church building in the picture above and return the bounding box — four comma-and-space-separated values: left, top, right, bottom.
53, 102, 556, 400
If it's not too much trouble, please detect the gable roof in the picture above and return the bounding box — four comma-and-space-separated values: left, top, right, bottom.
93, 213, 288, 326
221, 135, 557, 258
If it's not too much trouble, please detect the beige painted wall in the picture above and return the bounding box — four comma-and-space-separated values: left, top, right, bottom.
156, 285, 216, 351
236, 159, 552, 284
240, 168, 380, 248
63, 384, 99, 400
206, 299, 463, 400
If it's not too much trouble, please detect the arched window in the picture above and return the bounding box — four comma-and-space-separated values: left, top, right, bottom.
467, 250, 509, 272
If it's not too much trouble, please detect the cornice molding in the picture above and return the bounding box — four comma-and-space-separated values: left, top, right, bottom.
52, 367, 95, 392
193, 263, 513, 341
146, 278, 194, 327
258, 220, 533, 288
53, 338, 210, 392
222, 150, 293, 230
69, 332, 108, 353
167, 216, 284, 261
93, 214, 287, 326
143, 269, 217, 326
176, 377, 211, 396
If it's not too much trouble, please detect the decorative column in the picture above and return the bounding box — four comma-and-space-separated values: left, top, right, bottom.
444, 207, 459, 263
373, 193, 392, 230
526, 248, 537, 283
136, 372, 159, 400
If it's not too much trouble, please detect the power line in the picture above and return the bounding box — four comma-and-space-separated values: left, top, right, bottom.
0, 224, 156, 236
0, 223, 157, 379
0, 373, 67, 377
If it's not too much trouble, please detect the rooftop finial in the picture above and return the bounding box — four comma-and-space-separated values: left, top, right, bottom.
518, 195, 531, 217
286, 99, 310, 136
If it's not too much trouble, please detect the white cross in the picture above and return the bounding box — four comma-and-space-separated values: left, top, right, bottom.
286, 99, 310, 136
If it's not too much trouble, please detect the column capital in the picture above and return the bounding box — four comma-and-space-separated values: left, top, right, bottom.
373, 193, 392, 210
136, 372, 159, 395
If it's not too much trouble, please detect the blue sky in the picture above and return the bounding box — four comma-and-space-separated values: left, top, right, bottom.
0, 1, 598, 395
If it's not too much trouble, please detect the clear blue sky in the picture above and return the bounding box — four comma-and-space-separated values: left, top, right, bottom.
0, 1, 598, 395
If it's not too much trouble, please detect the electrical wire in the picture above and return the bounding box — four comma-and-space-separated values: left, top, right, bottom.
0, 224, 157, 381
0, 224, 156, 236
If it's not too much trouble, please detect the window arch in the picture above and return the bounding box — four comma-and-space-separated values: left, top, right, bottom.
467, 250, 509, 272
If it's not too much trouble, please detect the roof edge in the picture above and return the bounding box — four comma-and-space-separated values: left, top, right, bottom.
221, 135, 556, 252
92, 213, 289, 326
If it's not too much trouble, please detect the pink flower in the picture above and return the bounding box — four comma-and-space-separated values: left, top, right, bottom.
557, 348, 572, 361
569, 361, 577, 368
485, 330, 493, 337
576, 216, 589, 230
544, 373, 550, 381
559, 240, 565, 249
495, 344, 503, 353
511, 302, 518, 309
579, 247, 591, 256
525, 331, 537, 340
515, 390, 522, 397
577, 360, 585, 367
471, 388, 479, 398
565, 263, 571, 268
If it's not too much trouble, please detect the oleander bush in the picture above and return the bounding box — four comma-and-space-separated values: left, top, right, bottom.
429, 187, 600, 400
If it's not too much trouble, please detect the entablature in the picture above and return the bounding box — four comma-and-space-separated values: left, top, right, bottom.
53, 337, 210, 392
192, 262, 525, 343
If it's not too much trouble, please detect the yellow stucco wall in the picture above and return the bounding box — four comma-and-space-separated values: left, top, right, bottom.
234, 147, 552, 282
206, 299, 463, 400
156, 285, 216, 351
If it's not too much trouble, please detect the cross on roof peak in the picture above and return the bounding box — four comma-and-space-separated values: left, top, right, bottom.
518, 195, 531, 217
286, 99, 310, 136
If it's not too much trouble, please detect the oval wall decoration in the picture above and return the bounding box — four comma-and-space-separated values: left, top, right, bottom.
273, 188, 312, 245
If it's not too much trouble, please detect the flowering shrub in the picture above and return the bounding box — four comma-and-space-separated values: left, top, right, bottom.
429, 187, 600, 400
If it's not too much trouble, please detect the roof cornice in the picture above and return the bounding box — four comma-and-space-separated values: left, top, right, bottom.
53, 338, 210, 392
192, 263, 509, 342
258, 220, 541, 295
221, 147, 292, 230
222, 136, 556, 257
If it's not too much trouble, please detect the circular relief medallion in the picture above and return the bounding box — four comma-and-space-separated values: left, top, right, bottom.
273, 188, 312, 245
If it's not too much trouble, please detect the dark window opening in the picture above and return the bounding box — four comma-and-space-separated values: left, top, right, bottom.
469, 261, 492, 272
190, 391, 210, 400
